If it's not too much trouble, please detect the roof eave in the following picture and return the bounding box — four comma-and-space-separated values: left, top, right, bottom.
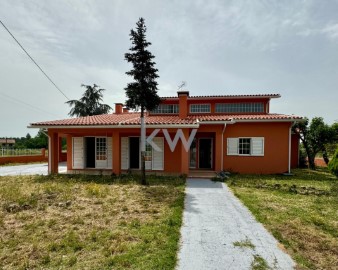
28, 124, 200, 129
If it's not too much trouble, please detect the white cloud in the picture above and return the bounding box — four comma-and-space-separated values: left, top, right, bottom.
322, 22, 338, 40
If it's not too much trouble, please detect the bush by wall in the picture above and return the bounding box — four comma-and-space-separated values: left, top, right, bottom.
328, 148, 338, 177
299, 147, 308, 168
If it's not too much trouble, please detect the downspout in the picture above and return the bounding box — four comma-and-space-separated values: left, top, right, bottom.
288, 123, 292, 174
40, 129, 51, 174
221, 124, 227, 171
48, 134, 51, 174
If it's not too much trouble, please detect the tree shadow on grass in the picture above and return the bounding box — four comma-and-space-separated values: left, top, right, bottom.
33, 173, 186, 187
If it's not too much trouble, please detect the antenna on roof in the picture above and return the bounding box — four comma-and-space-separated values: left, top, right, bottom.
178, 81, 186, 91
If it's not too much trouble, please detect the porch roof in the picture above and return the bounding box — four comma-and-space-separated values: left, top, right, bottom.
29, 113, 302, 128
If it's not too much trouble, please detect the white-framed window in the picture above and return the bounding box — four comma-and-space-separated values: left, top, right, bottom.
96, 137, 107, 161
120, 137, 164, 171
151, 104, 179, 114
227, 137, 264, 156
239, 138, 251, 155
190, 104, 211, 113
215, 103, 264, 113
72, 136, 112, 170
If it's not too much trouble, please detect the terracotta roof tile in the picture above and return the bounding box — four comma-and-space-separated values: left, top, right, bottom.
162, 94, 281, 99
31, 113, 302, 127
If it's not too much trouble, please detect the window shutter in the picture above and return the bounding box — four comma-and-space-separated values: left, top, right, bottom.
227, 138, 238, 155
152, 137, 164, 170
72, 137, 84, 169
107, 137, 112, 169
251, 137, 264, 156
121, 137, 129, 170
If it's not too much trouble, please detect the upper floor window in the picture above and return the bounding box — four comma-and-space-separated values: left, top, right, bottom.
190, 104, 211, 113
151, 104, 179, 114
215, 103, 264, 113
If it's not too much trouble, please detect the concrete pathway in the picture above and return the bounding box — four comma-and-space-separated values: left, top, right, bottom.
0, 162, 67, 176
177, 179, 295, 270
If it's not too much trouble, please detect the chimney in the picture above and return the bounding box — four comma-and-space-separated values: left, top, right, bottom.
115, 103, 123, 114
177, 91, 189, 119
123, 107, 129, 113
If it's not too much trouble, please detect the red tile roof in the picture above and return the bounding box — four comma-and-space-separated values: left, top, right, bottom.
162, 94, 281, 99
30, 113, 302, 127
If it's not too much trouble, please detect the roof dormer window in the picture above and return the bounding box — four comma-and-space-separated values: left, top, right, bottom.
190, 104, 211, 113
151, 104, 179, 114
215, 103, 264, 113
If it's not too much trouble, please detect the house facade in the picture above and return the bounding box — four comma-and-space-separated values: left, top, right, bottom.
30, 91, 301, 175
0, 138, 16, 148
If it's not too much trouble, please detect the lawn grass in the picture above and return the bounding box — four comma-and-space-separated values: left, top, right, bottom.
0, 174, 185, 269
227, 168, 338, 270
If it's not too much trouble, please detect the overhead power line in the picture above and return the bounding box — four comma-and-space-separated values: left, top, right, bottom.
0, 19, 70, 100
0, 92, 63, 118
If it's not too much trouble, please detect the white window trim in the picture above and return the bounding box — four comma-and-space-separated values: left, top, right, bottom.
238, 137, 252, 156
95, 136, 108, 169
215, 102, 264, 113
73, 136, 113, 169
227, 137, 264, 157
151, 104, 179, 114
189, 103, 211, 113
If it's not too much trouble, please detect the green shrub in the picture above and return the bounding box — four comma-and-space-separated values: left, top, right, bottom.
328, 148, 338, 177
299, 146, 308, 168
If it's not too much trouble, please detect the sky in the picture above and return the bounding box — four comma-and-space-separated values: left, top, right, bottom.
0, 0, 337, 137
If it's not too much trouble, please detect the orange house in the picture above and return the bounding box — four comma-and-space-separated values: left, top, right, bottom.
29, 91, 301, 175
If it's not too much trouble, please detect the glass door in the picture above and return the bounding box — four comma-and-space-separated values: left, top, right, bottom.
189, 138, 197, 168
95, 137, 107, 168
199, 138, 212, 169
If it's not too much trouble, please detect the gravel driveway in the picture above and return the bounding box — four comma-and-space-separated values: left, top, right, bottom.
177, 179, 295, 270
0, 162, 67, 176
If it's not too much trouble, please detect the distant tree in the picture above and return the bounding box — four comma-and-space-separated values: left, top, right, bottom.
66, 84, 112, 117
293, 117, 334, 169
328, 148, 338, 177
34, 129, 48, 148
124, 18, 161, 185
26, 133, 31, 140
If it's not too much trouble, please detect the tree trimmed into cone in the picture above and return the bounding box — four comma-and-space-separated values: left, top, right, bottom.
124, 18, 161, 185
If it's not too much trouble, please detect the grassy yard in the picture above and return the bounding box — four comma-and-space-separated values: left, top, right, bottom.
0, 174, 185, 269
227, 168, 338, 270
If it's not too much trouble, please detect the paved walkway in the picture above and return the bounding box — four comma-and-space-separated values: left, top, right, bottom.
177, 179, 295, 270
0, 162, 67, 176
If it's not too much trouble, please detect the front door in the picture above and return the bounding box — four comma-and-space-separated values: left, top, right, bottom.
199, 138, 212, 169
129, 137, 140, 169
85, 137, 96, 168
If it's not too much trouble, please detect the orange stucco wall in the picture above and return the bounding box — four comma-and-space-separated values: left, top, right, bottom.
48, 121, 294, 175
53, 127, 194, 175
223, 122, 291, 174
152, 97, 270, 115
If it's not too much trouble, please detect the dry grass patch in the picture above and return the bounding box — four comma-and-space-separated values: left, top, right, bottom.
228, 168, 338, 270
0, 174, 185, 269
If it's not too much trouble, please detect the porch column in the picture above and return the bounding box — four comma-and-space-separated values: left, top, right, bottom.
214, 128, 222, 172
180, 129, 189, 175
58, 137, 63, 162
49, 131, 59, 174
112, 131, 120, 175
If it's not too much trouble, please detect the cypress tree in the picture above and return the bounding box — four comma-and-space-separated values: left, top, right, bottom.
124, 18, 161, 185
